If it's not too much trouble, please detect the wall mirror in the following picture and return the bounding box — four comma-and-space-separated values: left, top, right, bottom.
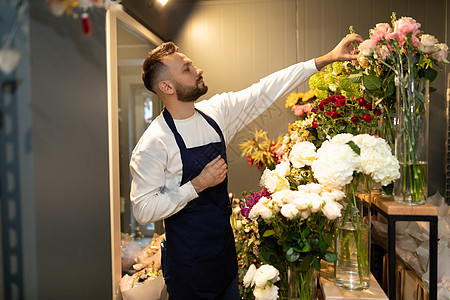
106, 5, 163, 297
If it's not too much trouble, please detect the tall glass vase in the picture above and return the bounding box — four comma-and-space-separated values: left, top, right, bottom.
335, 174, 371, 291
281, 261, 317, 300
393, 76, 429, 205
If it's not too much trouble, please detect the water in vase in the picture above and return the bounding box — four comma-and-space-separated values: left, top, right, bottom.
335, 223, 370, 291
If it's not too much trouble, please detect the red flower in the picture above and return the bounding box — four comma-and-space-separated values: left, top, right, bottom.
357, 97, 367, 107
312, 119, 318, 128
362, 114, 373, 123
246, 155, 254, 165
351, 116, 359, 123
311, 108, 318, 113
364, 102, 373, 110
326, 111, 333, 117
331, 111, 339, 119
335, 97, 347, 106
374, 109, 382, 116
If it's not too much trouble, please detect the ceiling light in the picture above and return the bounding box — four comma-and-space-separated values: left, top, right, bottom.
156, 0, 168, 6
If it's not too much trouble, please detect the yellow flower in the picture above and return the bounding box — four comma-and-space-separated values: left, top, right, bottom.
285, 92, 303, 108
302, 89, 315, 102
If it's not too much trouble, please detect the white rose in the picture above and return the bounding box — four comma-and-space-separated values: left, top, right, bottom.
281, 203, 299, 219
274, 161, 290, 178
300, 209, 311, 219
305, 183, 323, 194
271, 190, 296, 206
321, 188, 345, 202
253, 284, 279, 300
431, 43, 449, 64
253, 265, 280, 288
260, 169, 290, 193
289, 141, 317, 168
418, 34, 439, 54
322, 201, 343, 220
243, 264, 257, 288
293, 193, 309, 210
309, 194, 325, 213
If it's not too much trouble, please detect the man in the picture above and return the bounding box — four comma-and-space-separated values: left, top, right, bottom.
130, 33, 363, 300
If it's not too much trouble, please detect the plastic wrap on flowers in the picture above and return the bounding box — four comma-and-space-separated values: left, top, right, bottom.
120, 234, 167, 300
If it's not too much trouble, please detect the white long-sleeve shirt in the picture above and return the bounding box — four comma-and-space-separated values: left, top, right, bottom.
129, 59, 319, 224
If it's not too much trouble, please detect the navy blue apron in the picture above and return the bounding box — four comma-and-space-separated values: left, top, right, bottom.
161, 108, 238, 300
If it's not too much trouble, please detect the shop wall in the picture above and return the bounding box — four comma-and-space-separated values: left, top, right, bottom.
1, 1, 112, 299
162, 0, 449, 197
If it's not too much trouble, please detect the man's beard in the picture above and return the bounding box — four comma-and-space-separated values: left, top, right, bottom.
174, 77, 208, 102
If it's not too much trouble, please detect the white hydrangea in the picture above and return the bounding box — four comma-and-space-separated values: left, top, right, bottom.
351, 134, 400, 186
289, 141, 318, 168
260, 169, 290, 193
312, 138, 360, 189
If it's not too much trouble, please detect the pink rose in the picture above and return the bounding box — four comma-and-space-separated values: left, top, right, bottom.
374, 45, 391, 60
291, 103, 312, 116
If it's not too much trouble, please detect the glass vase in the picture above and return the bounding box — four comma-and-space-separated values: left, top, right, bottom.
335, 174, 371, 291
393, 76, 429, 205
280, 261, 317, 300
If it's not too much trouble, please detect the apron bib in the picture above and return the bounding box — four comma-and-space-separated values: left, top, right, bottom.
161, 108, 237, 300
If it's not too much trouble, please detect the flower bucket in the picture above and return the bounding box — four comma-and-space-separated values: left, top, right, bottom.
393, 76, 429, 205
334, 175, 371, 291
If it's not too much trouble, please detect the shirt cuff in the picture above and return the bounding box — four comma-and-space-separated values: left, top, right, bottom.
179, 181, 199, 204
305, 58, 320, 72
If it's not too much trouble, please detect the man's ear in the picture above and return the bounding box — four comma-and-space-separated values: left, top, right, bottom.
158, 80, 175, 95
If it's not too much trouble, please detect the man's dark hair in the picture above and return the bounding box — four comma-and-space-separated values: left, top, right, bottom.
142, 42, 179, 93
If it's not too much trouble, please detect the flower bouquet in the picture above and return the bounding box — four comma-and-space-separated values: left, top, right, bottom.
311, 133, 399, 290
239, 140, 346, 300
352, 13, 449, 204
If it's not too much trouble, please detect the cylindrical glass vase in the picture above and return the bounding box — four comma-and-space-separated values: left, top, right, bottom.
393, 76, 429, 205
280, 261, 317, 300
335, 175, 371, 291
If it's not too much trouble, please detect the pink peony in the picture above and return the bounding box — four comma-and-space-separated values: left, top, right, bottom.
394, 17, 421, 36
370, 23, 392, 44
358, 39, 376, 56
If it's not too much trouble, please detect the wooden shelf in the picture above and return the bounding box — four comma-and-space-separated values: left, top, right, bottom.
372, 194, 438, 216
319, 263, 388, 300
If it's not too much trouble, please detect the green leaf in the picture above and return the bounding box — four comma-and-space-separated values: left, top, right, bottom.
346, 140, 361, 155
421, 67, 438, 83
319, 240, 328, 254
312, 257, 321, 271
324, 252, 338, 263
263, 230, 275, 237
347, 72, 363, 84
286, 248, 300, 262
301, 242, 311, 252
430, 87, 437, 93
363, 74, 382, 90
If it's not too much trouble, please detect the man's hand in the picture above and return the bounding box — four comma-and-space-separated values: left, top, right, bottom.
191, 155, 227, 193
314, 33, 364, 70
